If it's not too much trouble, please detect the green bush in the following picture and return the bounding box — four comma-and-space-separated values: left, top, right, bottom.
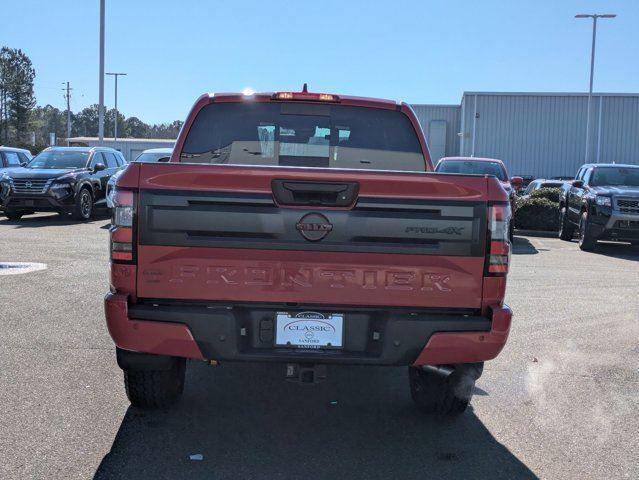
515, 197, 560, 231
529, 187, 562, 203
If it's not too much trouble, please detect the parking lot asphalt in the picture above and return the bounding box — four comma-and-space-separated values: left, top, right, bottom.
1, 213, 638, 480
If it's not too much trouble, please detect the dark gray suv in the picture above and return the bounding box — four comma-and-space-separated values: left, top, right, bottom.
559, 164, 639, 250
0, 146, 126, 221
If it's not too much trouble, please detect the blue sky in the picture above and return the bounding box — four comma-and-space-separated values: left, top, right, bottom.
2, 0, 637, 124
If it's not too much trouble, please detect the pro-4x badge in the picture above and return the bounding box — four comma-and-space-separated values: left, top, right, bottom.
296, 213, 333, 241
405, 226, 465, 235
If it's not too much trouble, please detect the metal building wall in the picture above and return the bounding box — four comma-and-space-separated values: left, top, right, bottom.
599, 96, 639, 167
410, 104, 461, 162
68, 137, 175, 162
459, 92, 639, 178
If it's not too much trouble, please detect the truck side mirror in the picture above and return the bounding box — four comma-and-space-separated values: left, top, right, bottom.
93, 163, 106, 172
571, 179, 584, 188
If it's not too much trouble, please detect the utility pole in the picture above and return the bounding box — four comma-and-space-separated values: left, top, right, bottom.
575, 13, 616, 163
62, 82, 72, 146
98, 0, 105, 144
106, 72, 126, 141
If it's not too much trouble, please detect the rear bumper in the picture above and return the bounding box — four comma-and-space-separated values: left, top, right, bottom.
105, 293, 512, 366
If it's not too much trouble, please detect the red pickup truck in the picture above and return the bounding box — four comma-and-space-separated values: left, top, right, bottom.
105, 88, 513, 415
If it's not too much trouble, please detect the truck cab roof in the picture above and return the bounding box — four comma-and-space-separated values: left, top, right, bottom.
580, 163, 639, 169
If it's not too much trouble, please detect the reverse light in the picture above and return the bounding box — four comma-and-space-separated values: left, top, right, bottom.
110, 189, 135, 262
595, 196, 611, 207
486, 204, 512, 276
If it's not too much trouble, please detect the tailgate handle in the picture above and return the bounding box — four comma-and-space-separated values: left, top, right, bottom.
272, 180, 359, 207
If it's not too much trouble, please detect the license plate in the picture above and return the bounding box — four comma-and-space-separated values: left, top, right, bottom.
24, 200, 34, 207
275, 312, 344, 349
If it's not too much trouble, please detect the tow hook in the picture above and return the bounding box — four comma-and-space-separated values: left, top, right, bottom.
286, 363, 327, 384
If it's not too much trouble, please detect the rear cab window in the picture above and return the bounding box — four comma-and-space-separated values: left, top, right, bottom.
180, 102, 426, 172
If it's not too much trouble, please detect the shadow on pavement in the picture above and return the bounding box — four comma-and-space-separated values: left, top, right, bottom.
95, 362, 537, 480
513, 229, 557, 238
590, 241, 639, 261
0, 211, 110, 228
512, 236, 539, 255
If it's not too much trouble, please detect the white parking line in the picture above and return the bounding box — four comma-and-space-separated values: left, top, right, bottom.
0, 262, 47, 275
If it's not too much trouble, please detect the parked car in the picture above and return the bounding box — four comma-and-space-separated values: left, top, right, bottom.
105, 89, 514, 415
519, 178, 569, 199
435, 156, 522, 238
558, 163, 639, 250
0, 146, 126, 220
519, 175, 535, 188
0, 146, 33, 171
106, 148, 171, 209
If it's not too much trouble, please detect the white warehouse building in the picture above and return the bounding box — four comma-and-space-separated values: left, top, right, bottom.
412, 92, 639, 178
67, 137, 175, 162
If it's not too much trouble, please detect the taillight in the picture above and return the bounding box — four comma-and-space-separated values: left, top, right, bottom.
110, 189, 136, 262
486, 203, 511, 276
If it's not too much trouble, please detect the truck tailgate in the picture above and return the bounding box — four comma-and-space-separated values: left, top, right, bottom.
135, 164, 488, 309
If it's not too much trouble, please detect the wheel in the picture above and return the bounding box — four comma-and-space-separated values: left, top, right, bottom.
4, 211, 24, 221
123, 358, 186, 409
409, 363, 483, 415
558, 206, 575, 241
578, 211, 596, 251
72, 188, 93, 220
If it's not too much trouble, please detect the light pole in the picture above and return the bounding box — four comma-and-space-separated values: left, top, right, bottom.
62, 82, 72, 146
575, 13, 616, 164
106, 72, 126, 141
98, 0, 105, 144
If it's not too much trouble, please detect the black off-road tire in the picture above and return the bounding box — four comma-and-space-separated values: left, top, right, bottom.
123, 358, 186, 409
409, 363, 483, 415
72, 187, 93, 221
578, 211, 597, 251
4, 211, 24, 221
558, 206, 575, 241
